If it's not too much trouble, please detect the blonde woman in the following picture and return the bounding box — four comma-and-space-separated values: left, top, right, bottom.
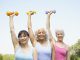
27, 11, 55, 60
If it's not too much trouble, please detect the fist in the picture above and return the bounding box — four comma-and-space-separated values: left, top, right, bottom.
6, 11, 14, 16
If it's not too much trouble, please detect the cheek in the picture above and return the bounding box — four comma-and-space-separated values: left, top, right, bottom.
26, 37, 29, 41
19, 40, 21, 44
19, 38, 22, 41
37, 34, 40, 37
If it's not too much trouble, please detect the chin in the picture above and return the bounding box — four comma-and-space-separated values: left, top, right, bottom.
58, 39, 63, 42
22, 41, 27, 44
39, 38, 45, 40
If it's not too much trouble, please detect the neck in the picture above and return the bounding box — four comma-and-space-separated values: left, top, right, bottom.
38, 39, 46, 44
57, 40, 63, 43
20, 43, 28, 48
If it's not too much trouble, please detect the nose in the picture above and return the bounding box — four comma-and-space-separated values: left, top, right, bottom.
58, 35, 63, 38
40, 32, 43, 35
40, 32, 45, 35
59, 34, 62, 36
20, 37, 25, 40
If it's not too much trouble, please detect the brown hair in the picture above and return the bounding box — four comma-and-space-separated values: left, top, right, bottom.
18, 30, 29, 38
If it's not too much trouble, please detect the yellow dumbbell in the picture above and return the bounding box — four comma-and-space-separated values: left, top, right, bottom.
26, 11, 36, 15
6, 11, 14, 16
6, 11, 19, 16
14, 11, 19, 16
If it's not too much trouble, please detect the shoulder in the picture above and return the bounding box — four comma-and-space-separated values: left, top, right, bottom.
14, 45, 21, 52
35, 42, 40, 47
64, 44, 70, 51
33, 47, 38, 54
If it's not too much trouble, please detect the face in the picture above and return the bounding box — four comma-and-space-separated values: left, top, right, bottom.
36, 28, 46, 41
56, 30, 64, 42
19, 33, 29, 45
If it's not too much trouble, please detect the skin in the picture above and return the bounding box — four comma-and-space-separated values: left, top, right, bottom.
35, 28, 47, 43
27, 11, 55, 60
46, 11, 70, 60
9, 13, 37, 60
18, 33, 29, 47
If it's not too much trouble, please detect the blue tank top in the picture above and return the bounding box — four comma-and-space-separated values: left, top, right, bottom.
35, 41, 52, 60
15, 46, 34, 60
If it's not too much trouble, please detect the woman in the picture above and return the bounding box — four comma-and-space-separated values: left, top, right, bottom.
27, 11, 55, 60
9, 13, 37, 60
46, 11, 70, 60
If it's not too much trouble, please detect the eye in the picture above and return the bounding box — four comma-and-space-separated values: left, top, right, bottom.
57, 34, 60, 35
38, 32, 41, 34
42, 32, 45, 34
23, 35, 26, 37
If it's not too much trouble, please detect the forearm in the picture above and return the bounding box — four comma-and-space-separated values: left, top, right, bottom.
52, 45, 56, 60
28, 15, 32, 29
46, 15, 50, 29
67, 50, 70, 60
33, 48, 38, 60
9, 17, 14, 31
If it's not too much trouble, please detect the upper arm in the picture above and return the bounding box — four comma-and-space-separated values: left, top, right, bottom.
10, 30, 19, 49
28, 28, 37, 47
50, 38, 56, 46
66, 46, 70, 60
51, 44, 56, 60
33, 48, 37, 60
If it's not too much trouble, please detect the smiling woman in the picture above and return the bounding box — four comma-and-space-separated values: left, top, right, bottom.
7, 11, 37, 60
35, 28, 47, 42
46, 10, 70, 60
27, 11, 55, 60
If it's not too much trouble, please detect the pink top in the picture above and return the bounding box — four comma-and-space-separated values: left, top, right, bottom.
55, 45, 68, 60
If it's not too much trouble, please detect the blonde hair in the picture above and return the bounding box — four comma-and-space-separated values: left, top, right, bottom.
35, 28, 48, 41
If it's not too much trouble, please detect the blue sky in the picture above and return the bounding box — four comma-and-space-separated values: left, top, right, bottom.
0, 0, 80, 54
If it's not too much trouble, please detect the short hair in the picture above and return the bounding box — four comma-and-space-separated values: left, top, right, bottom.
55, 29, 64, 36
18, 30, 29, 38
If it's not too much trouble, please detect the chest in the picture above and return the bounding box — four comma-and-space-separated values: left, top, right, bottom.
36, 43, 51, 55
15, 47, 33, 60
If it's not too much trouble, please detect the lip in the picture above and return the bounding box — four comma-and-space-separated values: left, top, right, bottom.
20, 39, 26, 42
39, 35, 45, 38
38, 36, 45, 39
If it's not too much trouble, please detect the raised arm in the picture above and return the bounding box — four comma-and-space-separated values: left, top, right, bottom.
27, 11, 37, 47
9, 13, 19, 49
46, 11, 56, 45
